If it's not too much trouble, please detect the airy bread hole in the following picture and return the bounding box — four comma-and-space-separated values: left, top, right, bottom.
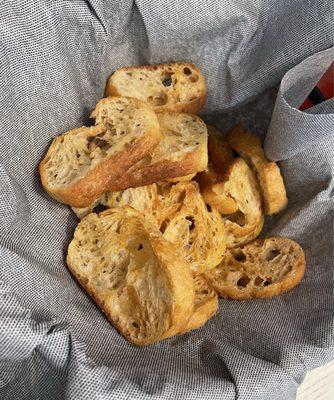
131, 321, 139, 329
231, 249, 246, 262
185, 216, 195, 231
237, 275, 251, 288
160, 219, 169, 234
138, 243, 143, 250
206, 204, 212, 212
88, 135, 111, 153
254, 276, 264, 286
263, 279, 272, 286
201, 289, 209, 295
162, 74, 173, 87
265, 248, 280, 261
92, 204, 108, 214
183, 67, 192, 75
226, 211, 246, 226
284, 265, 292, 275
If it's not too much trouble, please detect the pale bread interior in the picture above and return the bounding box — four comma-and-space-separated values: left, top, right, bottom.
119, 112, 208, 180
161, 182, 226, 274
154, 112, 207, 165
106, 63, 205, 110
67, 207, 194, 345
43, 97, 159, 190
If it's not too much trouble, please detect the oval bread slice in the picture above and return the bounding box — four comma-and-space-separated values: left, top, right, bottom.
227, 124, 288, 215
40, 97, 161, 208
204, 237, 305, 299
105, 62, 206, 113
67, 207, 195, 345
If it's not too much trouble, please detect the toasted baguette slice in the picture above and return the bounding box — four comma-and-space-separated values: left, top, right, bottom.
162, 182, 226, 274
204, 237, 305, 299
211, 158, 264, 248
227, 124, 288, 215
182, 274, 218, 333
105, 62, 206, 113
67, 207, 194, 345
40, 97, 161, 208
111, 112, 208, 190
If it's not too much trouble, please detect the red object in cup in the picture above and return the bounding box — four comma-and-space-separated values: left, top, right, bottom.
299, 62, 333, 111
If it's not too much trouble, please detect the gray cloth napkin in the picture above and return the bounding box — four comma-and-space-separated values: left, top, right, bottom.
0, 1, 333, 399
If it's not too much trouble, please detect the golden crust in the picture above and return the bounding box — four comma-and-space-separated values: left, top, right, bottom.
105, 62, 206, 114
67, 207, 195, 345
40, 128, 160, 208
167, 173, 195, 183
112, 153, 205, 191
199, 159, 264, 248
204, 237, 305, 299
40, 97, 161, 208
227, 124, 288, 215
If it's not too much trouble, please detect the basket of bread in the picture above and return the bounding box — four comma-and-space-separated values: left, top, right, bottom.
39, 62, 305, 346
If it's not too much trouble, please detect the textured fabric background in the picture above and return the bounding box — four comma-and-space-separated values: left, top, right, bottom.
0, 1, 333, 399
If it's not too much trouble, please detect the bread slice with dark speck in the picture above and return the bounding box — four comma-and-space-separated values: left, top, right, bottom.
204, 237, 305, 299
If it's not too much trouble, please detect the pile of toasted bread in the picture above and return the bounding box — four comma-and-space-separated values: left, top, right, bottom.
39, 62, 305, 345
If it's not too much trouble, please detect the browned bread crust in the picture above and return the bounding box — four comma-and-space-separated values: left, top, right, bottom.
40, 97, 161, 208
204, 237, 305, 299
